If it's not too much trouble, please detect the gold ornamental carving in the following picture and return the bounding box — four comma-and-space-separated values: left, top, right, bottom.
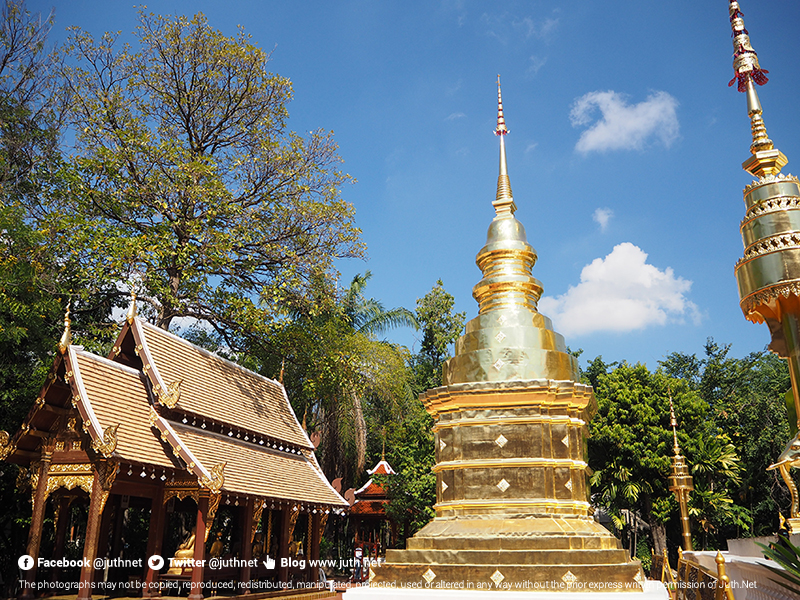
96, 460, 118, 514
318, 512, 329, 542
15, 466, 30, 492
205, 492, 221, 542
158, 379, 183, 409
44, 463, 94, 503
0, 430, 15, 461
199, 462, 225, 493
768, 434, 800, 523
91, 424, 119, 458
265, 510, 273, 555
251, 501, 265, 543
163, 480, 200, 504
740, 280, 800, 320
288, 505, 300, 541
740, 232, 800, 261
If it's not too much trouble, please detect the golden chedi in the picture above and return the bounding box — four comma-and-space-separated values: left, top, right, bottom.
369, 79, 644, 591
729, 0, 800, 531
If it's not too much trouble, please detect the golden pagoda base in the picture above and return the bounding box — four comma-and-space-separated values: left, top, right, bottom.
369, 515, 644, 592
368, 379, 646, 593
343, 586, 669, 599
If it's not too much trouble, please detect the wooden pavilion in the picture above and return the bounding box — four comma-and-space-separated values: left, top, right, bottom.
349, 459, 397, 563
0, 299, 348, 599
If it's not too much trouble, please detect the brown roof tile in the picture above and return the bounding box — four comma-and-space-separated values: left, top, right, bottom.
137, 321, 311, 449
171, 422, 347, 506
71, 350, 174, 469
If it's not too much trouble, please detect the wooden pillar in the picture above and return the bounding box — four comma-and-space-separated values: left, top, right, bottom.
20, 448, 53, 600
310, 513, 321, 583
188, 492, 209, 600
277, 507, 291, 584
143, 486, 165, 598
94, 494, 116, 582
77, 471, 105, 600
50, 496, 72, 583
239, 499, 255, 592
109, 495, 125, 560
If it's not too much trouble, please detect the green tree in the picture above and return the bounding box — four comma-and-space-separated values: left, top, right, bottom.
256, 272, 415, 485
37, 11, 363, 340
373, 281, 464, 543
410, 280, 465, 392
663, 343, 793, 537
588, 362, 709, 554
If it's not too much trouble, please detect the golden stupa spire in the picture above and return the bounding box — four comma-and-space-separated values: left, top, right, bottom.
493, 76, 516, 217
728, 0, 787, 178
58, 301, 72, 354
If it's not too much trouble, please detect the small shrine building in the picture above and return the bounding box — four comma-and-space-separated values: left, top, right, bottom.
0, 299, 348, 599
349, 459, 397, 561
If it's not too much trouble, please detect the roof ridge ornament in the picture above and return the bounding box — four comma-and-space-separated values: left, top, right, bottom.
493, 75, 516, 217
728, 0, 787, 178
58, 301, 72, 354
126, 291, 138, 324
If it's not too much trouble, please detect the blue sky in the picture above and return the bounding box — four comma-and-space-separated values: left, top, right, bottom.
34, 0, 800, 370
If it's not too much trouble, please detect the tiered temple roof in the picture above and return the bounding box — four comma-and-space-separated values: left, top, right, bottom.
2, 305, 347, 511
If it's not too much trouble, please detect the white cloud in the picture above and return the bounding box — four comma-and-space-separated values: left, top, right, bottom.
446, 112, 466, 121
514, 16, 559, 40
537, 243, 699, 337
570, 90, 679, 153
593, 207, 613, 232
527, 55, 547, 76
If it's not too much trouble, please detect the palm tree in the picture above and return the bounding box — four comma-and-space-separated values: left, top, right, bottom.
274, 271, 417, 483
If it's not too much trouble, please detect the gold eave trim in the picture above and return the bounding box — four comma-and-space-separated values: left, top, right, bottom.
131, 320, 169, 404
149, 407, 213, 487
434, 415, 586, 432
433, 458, 588, 472
738, 279, 800, 315
67, 347, 107, 446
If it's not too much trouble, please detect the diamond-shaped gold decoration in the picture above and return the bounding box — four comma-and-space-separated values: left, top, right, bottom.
562, 434, 569, 446
495, 434, 508, 448
495, 331, 506, 343
490, 570, 505, 586
423, 568, 436, 583
565, 479, 573, 491
496, 478, 510, 492
634, 570, 644, 584
439, 438, 446, 451
369, 568, 376, 583
441, 481, 448, 493
562, 571, 578, 585
493, 358, 505, 371
497, 315, 507, 326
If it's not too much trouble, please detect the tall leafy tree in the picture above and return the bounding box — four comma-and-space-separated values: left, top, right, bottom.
409, 280, 465, 392
35, 11, 363, 340
588, 362, 711, 553
663, 342, 792, 537
258, 272, 415, 484
376, 281, 464, 544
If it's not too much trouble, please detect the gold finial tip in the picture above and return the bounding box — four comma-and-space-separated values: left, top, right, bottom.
125, 291, 138, 324
495, 75, 508, 136
58, 300, 72, 354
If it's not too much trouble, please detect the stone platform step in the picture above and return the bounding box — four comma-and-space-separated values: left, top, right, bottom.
369, 562, 645, 593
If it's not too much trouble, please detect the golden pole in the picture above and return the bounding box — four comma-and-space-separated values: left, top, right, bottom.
667, 397, 693, 551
